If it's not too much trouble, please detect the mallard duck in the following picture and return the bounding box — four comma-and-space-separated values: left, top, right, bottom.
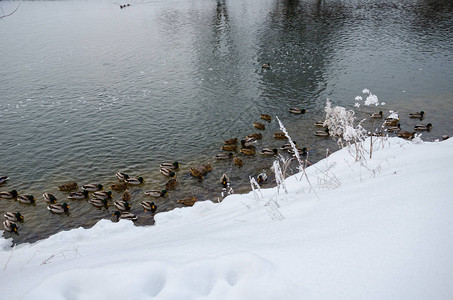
190, 167, 204, 180
221, 144, 238, 151
4, 212, 24, 222
224, 138, 238, 145
82, 184, 103, 192
220, 174, 229, 186
114, 211, 137, 221
409, 111, 424, 119
257, 172, 268, 184
116, 172, 130, 181
280, 143, 297, 151
160, 167, 176, 178
3, 220, 18, 233
442, 135, 449, 140
110, 182, 128, 191
386, 124, 401, 133
122, 190, 131, 201
165, 178, 178, 190
58, 182, 78, 191
68, 190, 89, 200
0, 176, 9, 184
240, 147, 255, 155
241, 138, 256, 148
47, 203, 69, 214
260, 114, 272, 121
17, 195, 35, 204
144, 189, 168, 197
262, 63, 271, 69
43, 193, 57, 204
260, 148, 278, 155
314, 121, 325, 127
371, 111, 383, 119
288, 147, 308, 156
253, 122, 266, 130
289, 108, 306, 114
314, 128, 329, 137
233, 157, 243, 167
93, 191, 112, 199
414, 123, 432, 131
384, 118, 399, 127
200, 163, 212, 174
89, 198, 109, 208
215, 152, 234, 160
177, 197, 198, 206
114, 200, 131, 211
397, 131, 415, 140
160, 161, 180, 170
140, 201, 157, 213
246, 133, 262, 140
273, 132, 287, 139
0, 190, 18, 199
125, 177, 144, 185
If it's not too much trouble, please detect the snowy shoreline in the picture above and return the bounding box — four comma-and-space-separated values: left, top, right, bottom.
1, 137, 452, 299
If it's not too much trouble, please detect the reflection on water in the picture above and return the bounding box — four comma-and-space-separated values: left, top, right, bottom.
0, 0, 452, 244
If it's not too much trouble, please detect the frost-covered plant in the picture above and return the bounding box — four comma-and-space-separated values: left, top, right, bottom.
272, 159, 288, 195
249, 176, 263, 200
412, 133, 423, 144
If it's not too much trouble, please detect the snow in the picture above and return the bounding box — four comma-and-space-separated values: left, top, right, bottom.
1, 137, 453, 299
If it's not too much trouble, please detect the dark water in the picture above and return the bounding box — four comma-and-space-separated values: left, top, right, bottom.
1, 0, 452, 244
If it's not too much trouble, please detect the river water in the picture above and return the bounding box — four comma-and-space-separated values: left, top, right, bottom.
1, 0, 452, 244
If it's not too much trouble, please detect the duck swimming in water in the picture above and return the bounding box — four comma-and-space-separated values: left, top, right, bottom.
116, 172, 130, 181
68, 190, 89, 200
114, 200, 131, 211
262, 63, 271, 69
260, 114, 272, 121
177, 197, 198, 206
43, 193, 57, 204
314, 128, 329, 137
17, 195, 35, 204
260, 148, 278, 156
253, 122, 266, 130
0, 190, 18, 199
3, 220, 18, 233
414, 123, 432, 131
140, 201, 157, 213
409, 111, 425, 119
110, 182, 128, 191
93, 191, 112, 199
125, 177, 144, 185
246, 133, 262, 140
0, 176, 9, 185
47, 203, 69, 214
371, 111, 383, 119
397, 131, 415, 140
58, 182, 78, 191
89, 198, 109, 208
289, 108, 306, 114
4, 212, 24, 222
233, 157, 243, 167
160, 161, 180, 170
114, 211, 137, 221
82, 184, 103, 192
273, 132, 287, 139
160, 167, 176, 178
224, 138, 238, 145
144, 190, 168, 197
215, 152, 234, 160
166, 178, 178, 190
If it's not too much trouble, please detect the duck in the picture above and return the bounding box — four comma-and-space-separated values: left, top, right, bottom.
200, 163, 212, 174
122, 190, 131, 201
273, 132, 287, 139
0, 176, 9, 184
257, 172, 268, 184
4, 212, 24, 222
3, 220, 18, 233
160, 161, 180, 170
409, 111, 425, 119
224, 138, 238, 145
58, 182, 78, 191
165, 178, 178, 190
240, 147, 255, 155
160, 167, 176, 178
93, 191, 112, 199
215, 152, 234, 160
144, 189, 168, 197
125, 177, 144, 185
47, 203, 69, 214
288, 147, 308, 156
289, 108, 306, 114
260, 114, 272, 121
397, 131, 415, 140
246, 133, 262, 140
241, 138, 256, 148
253, 122, 266, 130
17, 195, 35, 204
114, 211, 137, 221
190, 167, 204, 180
114, 200, 131, 211
233, 157, 243, 167
262, 63, 271, 69
260, 148, 278, 156
384, 118, 399, 127
43, 193, 57, 204
386, 124, 401, 133
414, 123, 432, 131
177, 197, 198, 206
67, 190, 89, 200
0, 190, 18, 199
89, 198, 109, 208
314, 121, 325, 127
140, 201, 157, 213
110, 182, 128, 191
220, 174, 229, 186
221, 144, 238, 151
280, 143, 297, 151
314, 128, 330, 137
371, 111, 383, 119
116, 172, 130, 181
82, 184, 103, 192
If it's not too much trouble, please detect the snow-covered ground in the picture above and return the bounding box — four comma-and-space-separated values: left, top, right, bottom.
1, 137, 452, 299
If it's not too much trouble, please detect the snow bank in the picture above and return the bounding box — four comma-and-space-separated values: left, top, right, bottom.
1, 137, 452, 299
